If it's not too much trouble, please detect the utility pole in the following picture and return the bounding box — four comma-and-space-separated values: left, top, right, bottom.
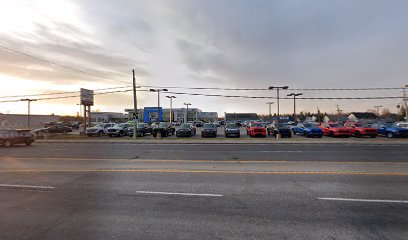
132, 69, 138, 139
374, 105, 382, 117
184, 103, 191, 123
20, 99, 37, 128
268, 86, 289, 139
317, 106, 321, 124
150, 88, 168, 122
403, 85, 408, 121
266, 102, 274, 119
336, 105, 342, 122
166, 96, 176, 124
287, 93, 302, 122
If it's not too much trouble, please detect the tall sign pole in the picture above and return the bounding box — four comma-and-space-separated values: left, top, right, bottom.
80, 88, 94, 133
132, 69, 137, 139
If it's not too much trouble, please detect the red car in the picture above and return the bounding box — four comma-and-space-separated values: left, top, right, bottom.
247, 122, 267, 137
344, 122, 377, 138
320, 122, 352, 137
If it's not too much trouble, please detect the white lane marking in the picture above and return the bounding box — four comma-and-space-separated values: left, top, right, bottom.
136, 191, 223, 197
318, 197, 408, 203
0, 184, 55, 190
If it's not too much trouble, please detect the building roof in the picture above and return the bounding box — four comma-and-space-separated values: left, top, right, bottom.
225, 113, 259, 121
349, 112, 378, 119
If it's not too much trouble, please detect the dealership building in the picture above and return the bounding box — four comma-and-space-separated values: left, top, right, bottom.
125, 107, 218, 123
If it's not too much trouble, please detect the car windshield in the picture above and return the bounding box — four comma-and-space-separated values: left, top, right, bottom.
226, 124, 238, 128
303, 123, 316, 128
114, 124, 124, 128
384, 123, 398, 128
203, 124, 215, 128
251, 123, 263, 127
158, 123, 168, 128
354, 123, 373, 128
94, 124, 103, 128
180, 124, 191, 129
328, 123, 342, 127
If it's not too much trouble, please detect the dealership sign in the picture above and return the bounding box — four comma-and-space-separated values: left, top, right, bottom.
80, 88, 94, 106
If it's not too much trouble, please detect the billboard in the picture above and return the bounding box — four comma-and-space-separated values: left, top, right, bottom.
80, 88, 94, 106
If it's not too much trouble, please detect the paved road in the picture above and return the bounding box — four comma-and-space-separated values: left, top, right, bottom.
0, 143, 407, 239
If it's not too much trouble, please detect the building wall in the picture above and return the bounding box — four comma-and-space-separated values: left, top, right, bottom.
0, 114, 60, 129
90, 112, 126, 123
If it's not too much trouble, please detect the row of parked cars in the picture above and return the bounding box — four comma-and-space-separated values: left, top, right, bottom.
244, 121, 408, 138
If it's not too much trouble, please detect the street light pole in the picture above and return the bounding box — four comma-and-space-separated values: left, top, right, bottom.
166, 96, 176, 124
268, 86, 289, 139
374, 105, 383, 116
266, 102, 274, 119
21, 98, 37, 128
287, 93, 302, 122
184, 103, 191, 123
150, 88, 168, 122
403, 85, 408, 121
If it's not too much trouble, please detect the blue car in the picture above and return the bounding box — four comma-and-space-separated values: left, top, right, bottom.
375, 123, 408, 138
292, 122, 323, 138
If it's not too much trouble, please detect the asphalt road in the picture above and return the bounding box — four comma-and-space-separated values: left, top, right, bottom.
0, 143, 407, 239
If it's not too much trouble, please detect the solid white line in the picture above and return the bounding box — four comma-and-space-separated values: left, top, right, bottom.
0, 184, 55, 190
318, 197, 408, 203
136, 191, 223, 197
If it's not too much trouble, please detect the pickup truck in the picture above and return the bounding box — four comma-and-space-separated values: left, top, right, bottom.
107, 123, 130, 137
152, 122, 175, 137
247, 122, 266, 138
86, 123, 115, 137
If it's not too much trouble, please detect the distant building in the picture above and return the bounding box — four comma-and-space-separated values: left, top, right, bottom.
347, 112, 378, 122
125, 107, 218, 123
0, 113, 59, 129
90, 112, 126, 123
225, 113, 259, 122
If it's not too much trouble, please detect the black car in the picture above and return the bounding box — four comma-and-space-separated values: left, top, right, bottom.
224, 123, 241, 138
267, 123, 292, 137
152, 122, 175, 137
202, 123, 217, 138
128, 123, 153, 137
194, 121, 203, 128
176, 123, 196, 137
47, 124, 73, 134
0, 129, 35, 147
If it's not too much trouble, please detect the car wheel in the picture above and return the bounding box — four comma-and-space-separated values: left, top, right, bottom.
153, 134, 157, 138
63, 130, 67, 134
87, 134, 92, 137
354, 131, 361, 138
330, 131, 335, 137
387, 132, 394, 138
370, 135, 377, 138
25, 142, 32, 146
98, 131, 103, 137
237, 134, 240, 138
4, 140, 12, 147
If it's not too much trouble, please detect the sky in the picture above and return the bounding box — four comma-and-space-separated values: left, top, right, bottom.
0, 0, 407, 117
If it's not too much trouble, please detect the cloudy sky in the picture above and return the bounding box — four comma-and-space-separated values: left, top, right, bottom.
0, 0, 407, 116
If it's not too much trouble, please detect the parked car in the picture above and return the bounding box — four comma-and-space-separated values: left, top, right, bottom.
267, 123, 292, 137
0, 129, 35, 147
43, 122, 59, 128
343, 122, 377, 138
107, 123, 130, 137
86, 123, 115, 137
152, 122, 175, 137
247, 122, 267, 138
375, 123, 408, 138
224, 123, 241, 138
396, 122, 408, 129
292, 122, 323, 138
128, 123, 153, 137
176, 123, 196, 137
320, 122, 352, 137
213, 121, 221, 127
234, 120, 242, 127
194, 121, 203, 128
202, 123, 217, 138
47, 124, 73, 134
61, 121, 80, 129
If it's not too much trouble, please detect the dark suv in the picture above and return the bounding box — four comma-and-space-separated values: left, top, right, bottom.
0, 129, 35, 147
224, 123, 240, 138
152, 122, 175, 137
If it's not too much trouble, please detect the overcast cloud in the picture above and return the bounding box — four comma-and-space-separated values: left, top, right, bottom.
0, 0, 407, 115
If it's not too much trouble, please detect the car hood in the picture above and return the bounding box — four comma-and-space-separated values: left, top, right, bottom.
305, 127, 322, 131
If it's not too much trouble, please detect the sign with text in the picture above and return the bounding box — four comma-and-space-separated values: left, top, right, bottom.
80, 88, 94, 106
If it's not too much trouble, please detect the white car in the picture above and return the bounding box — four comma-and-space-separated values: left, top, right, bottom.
396, 122, 408, 129
86, 123, 115, 137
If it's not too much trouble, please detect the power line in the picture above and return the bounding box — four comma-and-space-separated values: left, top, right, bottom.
0, 86, 132, 99
0, 89, 404, 104
0, 45, 130, 85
